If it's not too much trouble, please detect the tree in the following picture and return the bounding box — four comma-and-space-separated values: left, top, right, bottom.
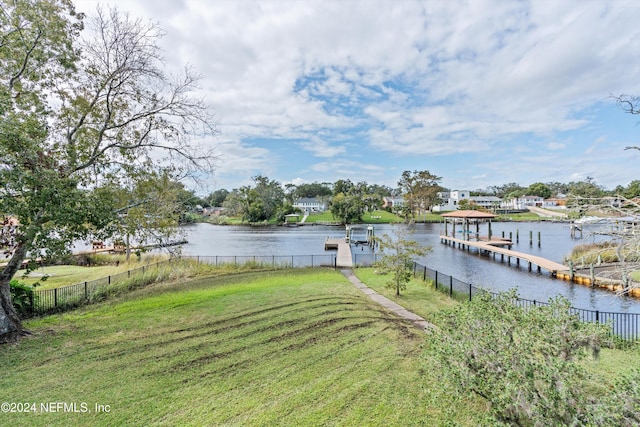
622, 180, 640, 199
457, 199, 484, 211
221, 190, 244, 217
252, 175, 284, 220
332, 179, 354, 196
527, 182, 552, 199
105, 170, 194, 261
567, 177, 606, 199
207, 189, 229, 207
489, 182, 525, 198
397, 170, 442, 220
425, 290, 622, 426
0, 3, 215, 342
373, 225, 430, 295
329, 192, 364, 224
293, 182, 332, 199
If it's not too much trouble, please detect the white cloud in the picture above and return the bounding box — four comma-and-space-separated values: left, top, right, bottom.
299, 137, 346, 158
73, 0, 640, 190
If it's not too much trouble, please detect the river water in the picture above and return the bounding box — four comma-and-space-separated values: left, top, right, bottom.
180, 222, 640, 314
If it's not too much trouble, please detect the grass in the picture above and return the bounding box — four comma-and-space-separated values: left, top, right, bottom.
497, 211, 546, 221
0, 268, 485, 426
3, 266, 638, 425
361, 210, 404, 223
354, 268, 457, 322
16, 255, 170, 290
356, 267, 640, 383
302, 210, 337, 223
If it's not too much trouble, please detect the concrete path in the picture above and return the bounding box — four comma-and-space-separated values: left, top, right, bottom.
341, 269, 434, 332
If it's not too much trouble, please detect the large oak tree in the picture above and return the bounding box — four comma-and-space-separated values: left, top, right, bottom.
0, 1, 215, 342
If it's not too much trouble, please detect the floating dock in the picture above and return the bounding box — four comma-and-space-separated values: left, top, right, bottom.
324, 238, 353, 268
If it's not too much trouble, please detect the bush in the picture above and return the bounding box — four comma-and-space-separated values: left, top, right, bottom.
9, 280, 35, 317
424, 290, 623, 426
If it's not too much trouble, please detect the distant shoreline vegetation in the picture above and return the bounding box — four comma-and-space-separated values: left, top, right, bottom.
198, 210, 566, 226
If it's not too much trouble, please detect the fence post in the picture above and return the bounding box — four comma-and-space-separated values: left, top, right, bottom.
449, 276, 453, 297
54, 288, 58, 308
469, 283, 472, 301
435, 271, 438, 290
108, 275, 111, 285
85, 281, 88, 299
596, 310, 600, 323
29, 289, 34, 314
423, 266, 426, 281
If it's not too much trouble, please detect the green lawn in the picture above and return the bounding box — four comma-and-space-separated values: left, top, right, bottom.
17, 265, 131, 290
1, 269, 483, 426
354, 267, 458, 322
15, 255, 169, 290
4, 266, 637, 425
301, 210, 336, 223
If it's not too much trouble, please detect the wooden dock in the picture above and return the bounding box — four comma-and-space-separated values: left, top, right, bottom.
440, 235, 569, 277
324, 238, 353, 268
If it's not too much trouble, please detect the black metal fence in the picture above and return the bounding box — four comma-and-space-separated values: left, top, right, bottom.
29, 260, 171, 315
19, 253, 640, 340
182, 254, 337, 268
412, 261, 640, 341
25, 255, 338, 315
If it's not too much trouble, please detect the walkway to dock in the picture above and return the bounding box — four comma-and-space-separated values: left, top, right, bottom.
324, 238, 353, 268
341, 269, 434, 332
440, 235, 569, 277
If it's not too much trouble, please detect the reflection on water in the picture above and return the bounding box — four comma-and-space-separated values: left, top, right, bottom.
182, 222, 640, 313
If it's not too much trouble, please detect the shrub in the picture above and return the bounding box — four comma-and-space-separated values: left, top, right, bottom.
425, 290, 618, 426
9, 280, 36, 317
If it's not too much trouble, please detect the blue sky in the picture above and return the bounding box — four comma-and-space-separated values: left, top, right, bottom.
75, 0, 640, 194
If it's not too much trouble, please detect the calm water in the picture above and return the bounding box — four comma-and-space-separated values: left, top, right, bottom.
181, 222, 640, 314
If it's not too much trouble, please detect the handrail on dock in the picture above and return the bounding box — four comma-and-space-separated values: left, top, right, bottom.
440, 234, 568, 277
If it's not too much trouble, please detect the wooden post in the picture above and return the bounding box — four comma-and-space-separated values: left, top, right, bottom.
569, 261, 574, 281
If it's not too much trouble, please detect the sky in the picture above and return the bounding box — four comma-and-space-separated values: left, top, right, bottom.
74, 0, 640, 194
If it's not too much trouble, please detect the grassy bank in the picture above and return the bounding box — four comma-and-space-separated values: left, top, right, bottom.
354, 268, 457, 322
0, 269, 483, 426
355, 267, 640, 383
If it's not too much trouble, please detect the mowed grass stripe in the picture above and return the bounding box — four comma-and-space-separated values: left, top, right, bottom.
1, 269, 445, 426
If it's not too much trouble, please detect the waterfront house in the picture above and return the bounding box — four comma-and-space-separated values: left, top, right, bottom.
293, 197, 327, 212
432, 190, 501, 212
382, 196, 404, 209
